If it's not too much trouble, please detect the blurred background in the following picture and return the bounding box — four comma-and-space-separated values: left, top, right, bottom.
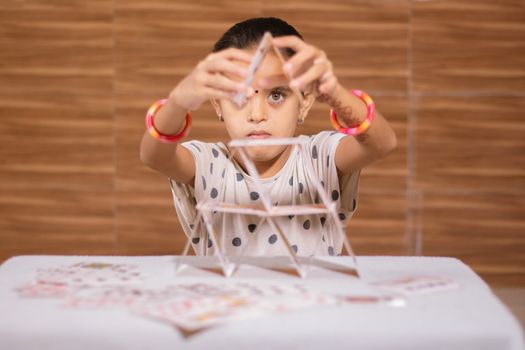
0, 0, 523, 301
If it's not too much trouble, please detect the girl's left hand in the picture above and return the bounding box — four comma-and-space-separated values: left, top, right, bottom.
259, 35, 339, 98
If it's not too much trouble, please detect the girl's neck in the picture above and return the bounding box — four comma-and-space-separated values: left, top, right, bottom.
235, 145, 292, 179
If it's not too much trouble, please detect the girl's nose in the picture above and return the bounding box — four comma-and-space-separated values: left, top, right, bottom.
248, 90, 268, 123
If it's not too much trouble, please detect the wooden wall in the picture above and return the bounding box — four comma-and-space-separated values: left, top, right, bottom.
1, 0, 524, 287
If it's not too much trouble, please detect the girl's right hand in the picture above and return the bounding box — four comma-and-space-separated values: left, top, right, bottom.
170, 48, 254, 111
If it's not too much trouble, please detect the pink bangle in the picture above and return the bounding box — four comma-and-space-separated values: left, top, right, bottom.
146, 99, 191, 143
330, 90, 375, 135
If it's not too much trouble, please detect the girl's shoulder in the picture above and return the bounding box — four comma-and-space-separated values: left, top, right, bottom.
181, 139, 213, 152
306, 130, 344, 144
181, 139, 230, 161
299, 131, 346, 152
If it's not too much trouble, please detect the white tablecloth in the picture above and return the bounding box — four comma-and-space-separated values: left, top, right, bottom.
0, 255, 523, 350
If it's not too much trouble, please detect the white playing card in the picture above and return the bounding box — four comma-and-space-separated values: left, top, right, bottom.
36, 261, 144, 287
369, 275, 459, 296
134, 282, 337, 334
231, 32, 303, 108
65, 286, 138, 309
63, 285, 179, 309
14, 282, 72, 299
232, 32, 273, 107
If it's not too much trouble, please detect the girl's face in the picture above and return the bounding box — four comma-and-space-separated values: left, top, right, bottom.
217, 49, 307, 166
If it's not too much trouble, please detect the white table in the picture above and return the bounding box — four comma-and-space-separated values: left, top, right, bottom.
0, 255, 523, 350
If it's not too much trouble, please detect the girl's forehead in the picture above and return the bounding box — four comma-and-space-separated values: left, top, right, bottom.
253, 52, 286, 81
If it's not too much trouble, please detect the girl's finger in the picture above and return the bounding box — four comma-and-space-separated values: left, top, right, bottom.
319, 70, 333, 85
282, 46, 318, 78
203, 72, 248, 94
206, 48, 253, 63
203, 87, 237, 101
203, 58, 249, 80
319, 74, 338, 95
272, 35, 307, 52
289, 61, 326, 90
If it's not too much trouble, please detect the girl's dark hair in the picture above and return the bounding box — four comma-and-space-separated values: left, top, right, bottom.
212, 17, 303, 58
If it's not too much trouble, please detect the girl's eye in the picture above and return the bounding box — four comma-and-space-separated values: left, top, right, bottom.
268, 91, 285, 104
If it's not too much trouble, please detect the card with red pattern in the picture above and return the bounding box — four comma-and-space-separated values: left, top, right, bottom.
35, 261, 143, 287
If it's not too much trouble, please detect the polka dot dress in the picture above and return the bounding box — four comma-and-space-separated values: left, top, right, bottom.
170, 131, 360, 257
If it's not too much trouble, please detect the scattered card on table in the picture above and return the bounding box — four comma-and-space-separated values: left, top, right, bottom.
134, 282, 337, 334
15, 282, 71, 299
370, 276, 459, 295
35, 261, 144, 287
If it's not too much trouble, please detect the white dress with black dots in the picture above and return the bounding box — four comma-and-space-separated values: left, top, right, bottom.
169, 131, 360, 257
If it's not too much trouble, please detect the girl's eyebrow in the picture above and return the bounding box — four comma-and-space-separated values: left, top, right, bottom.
269, 86, 292, 92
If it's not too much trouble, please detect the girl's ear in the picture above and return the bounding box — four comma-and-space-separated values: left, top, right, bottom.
298, 92, 316, 122
209, 98, 223, 118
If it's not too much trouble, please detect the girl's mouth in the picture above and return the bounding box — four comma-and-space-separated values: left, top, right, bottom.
247, 131, 271, 139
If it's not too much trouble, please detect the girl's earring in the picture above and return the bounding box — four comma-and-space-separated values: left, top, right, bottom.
218, 114, 224, 122
297, 116, 304, 125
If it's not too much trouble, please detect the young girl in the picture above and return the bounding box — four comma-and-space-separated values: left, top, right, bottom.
140, 17, 397, 258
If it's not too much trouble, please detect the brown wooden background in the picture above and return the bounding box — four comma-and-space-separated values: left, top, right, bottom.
1, 0, 524, 287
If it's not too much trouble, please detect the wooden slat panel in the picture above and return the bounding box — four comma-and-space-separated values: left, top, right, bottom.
0, 190, 115, 261
114, 0, 262, 95
358, 96, 407, 194
0, 94, 116, 262
349, 96, 408, 256
0, 0, 24, 10
0, 95, 114, 191
0, 1, 114, 263
420, 193, 525, 287
114, 95, 186, 253
414, 96, 525, 195
115, 190, 184, 255
410, 0, 525, 286
0, 0, 113, 95
349, 193, 407, 256
413, 95, 525, 285
262, 0, 410, 93
412, 0, 525, 93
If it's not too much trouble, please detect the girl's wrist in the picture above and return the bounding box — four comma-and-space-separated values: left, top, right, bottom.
168, 86, 187, 111
147, 89, 190, 136
318, 84, 366, 126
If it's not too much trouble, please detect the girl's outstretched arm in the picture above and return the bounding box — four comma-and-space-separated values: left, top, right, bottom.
140, 48, 252, 185
321, 85, 397, 174
270, 36, 397, 174
140, 95, 196, 185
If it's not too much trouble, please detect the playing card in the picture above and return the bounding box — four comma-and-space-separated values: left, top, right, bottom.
137, 294, 255, 332
232, 31, 303, 108
36, 261, 144, 287
134, 282, 336, 334
369, 276, 459, 296
336, 294, 406, 307
232, 32, 273, 107
15, 281, 72, 299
